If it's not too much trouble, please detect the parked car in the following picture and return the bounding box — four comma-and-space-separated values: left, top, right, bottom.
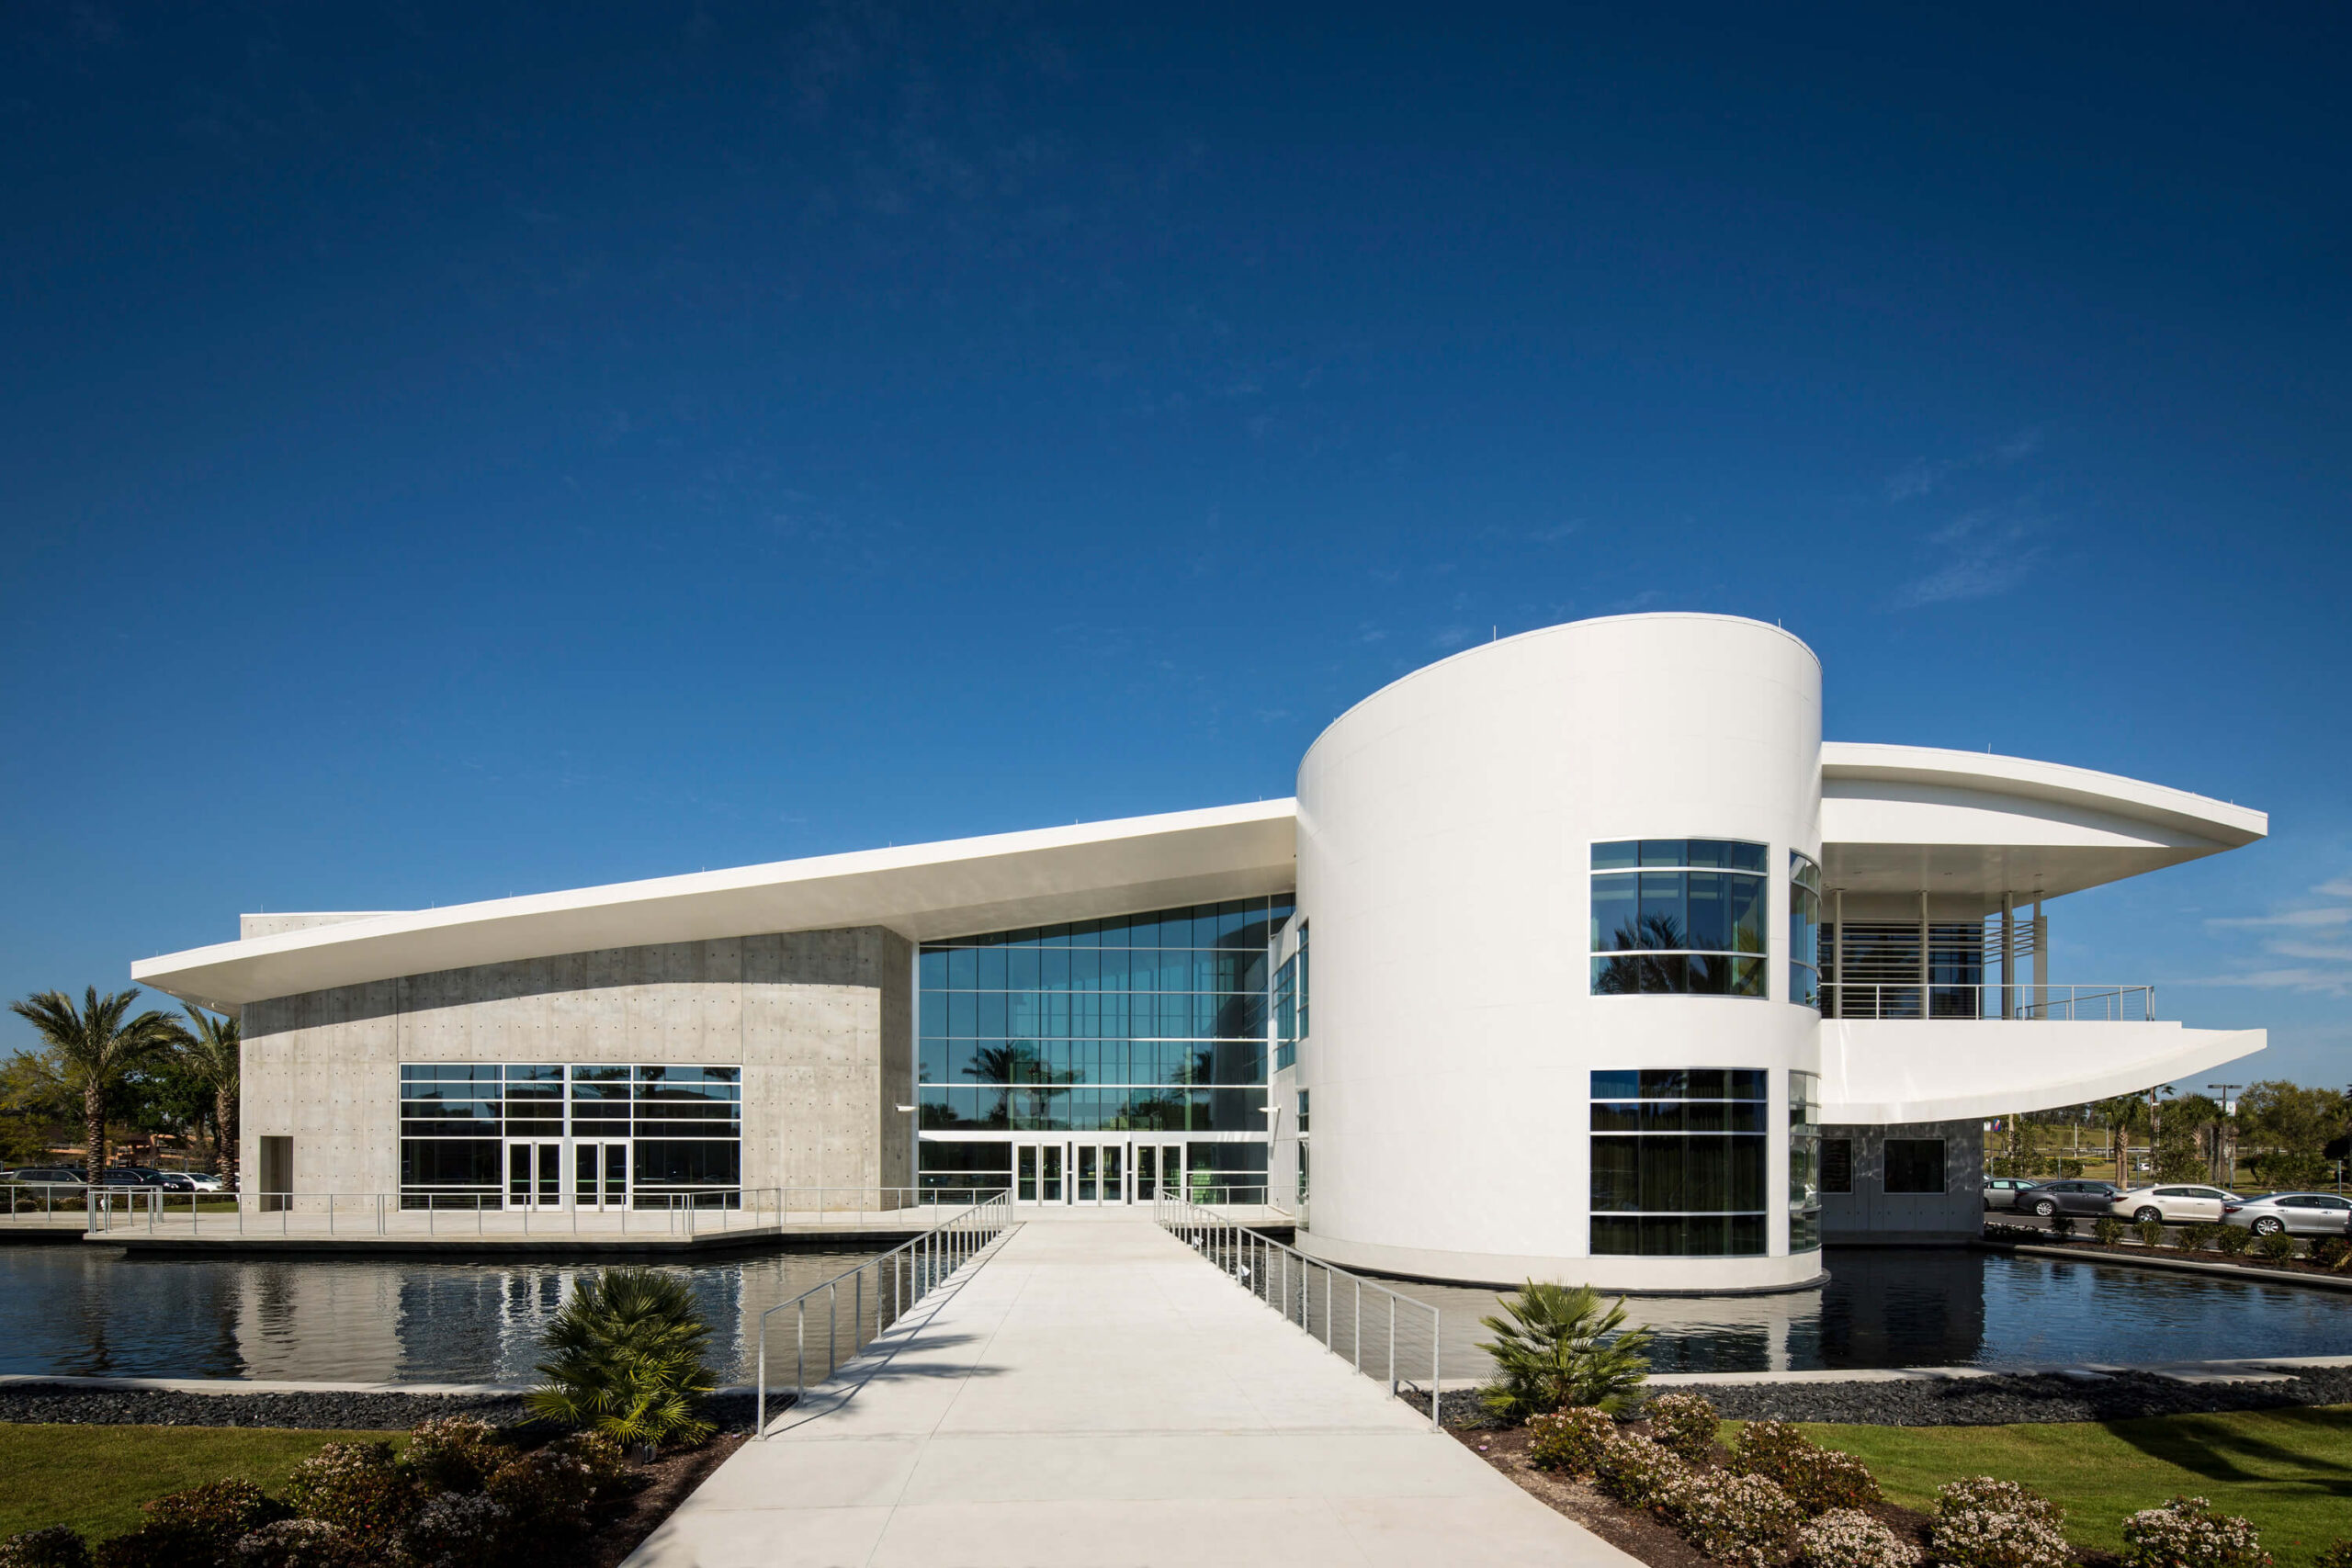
96, 1168, 171, 1188
184, 1172, 225, 1193
1982, 1178, 2041, 1211
2018, 1179, 2122, 1217
3, 1167, 86, 1185
2219, 1191, 2352, 1237
2109, 1184, 2242, 1224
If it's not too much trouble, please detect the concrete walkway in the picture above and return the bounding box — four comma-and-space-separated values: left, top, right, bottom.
626, 1210, 1636, 1567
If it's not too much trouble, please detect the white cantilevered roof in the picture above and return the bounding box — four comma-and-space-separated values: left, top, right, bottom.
131, 800, 1300, 1010
1820, 743, 2267, 909
130, 743, 2267, 1010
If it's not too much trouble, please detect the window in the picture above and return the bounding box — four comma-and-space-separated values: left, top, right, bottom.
1789, 852, 1822, 1010
1296, 1089, 1309, 1134
1272, 939, 1300, 1073
1591, 840, 1769, 998
916, 897, 1292, 1145
1820, 1138, 1852, 1194
1590, 1068, 1770, 1256
1789, 1071, 1821, 1253
398, 1062, 741, 1209
1885, 1138, 1946, 1194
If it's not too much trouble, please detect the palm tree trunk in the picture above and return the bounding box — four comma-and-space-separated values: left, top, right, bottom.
216, 1084, 238, 1184
84, 1082, 106, 1222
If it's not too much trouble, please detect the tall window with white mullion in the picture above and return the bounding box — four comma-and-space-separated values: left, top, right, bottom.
1272, 948, 1299, 1071
1590, 840, 1770, 997
1589, 1068, 1770, 1256
1788, 1070, 1821, 1252
1788, 852, 1822, 1010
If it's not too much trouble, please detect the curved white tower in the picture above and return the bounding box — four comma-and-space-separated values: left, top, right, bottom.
1295, 613, 1826, 1292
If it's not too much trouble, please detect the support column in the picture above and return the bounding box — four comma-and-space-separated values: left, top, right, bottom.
1831, 889, 1846, 1019
1999, 893, 2017, 1021
2031, 897, 2048, 1019
1917, 890, 1930, 1021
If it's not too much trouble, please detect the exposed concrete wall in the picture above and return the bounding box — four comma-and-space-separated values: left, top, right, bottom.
240, 927, 913, 1198
240, 912, 401, 940
1818, 1119, 1984, 1242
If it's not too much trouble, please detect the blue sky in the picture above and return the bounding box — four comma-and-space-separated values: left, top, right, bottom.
4, 4, 2346, 1087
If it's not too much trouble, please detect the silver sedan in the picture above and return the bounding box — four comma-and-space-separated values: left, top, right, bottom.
2219, 1191, 2352, 1236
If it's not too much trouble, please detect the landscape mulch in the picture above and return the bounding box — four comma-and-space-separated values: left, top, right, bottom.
579, 1432, 746, 1568
1447, 1421, 2122, 1568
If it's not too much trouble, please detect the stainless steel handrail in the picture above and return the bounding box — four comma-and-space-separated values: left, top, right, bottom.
752, 1192, 1013, 1438
1826, 981, 2154, 1021
1154, 1193, 1442, 1429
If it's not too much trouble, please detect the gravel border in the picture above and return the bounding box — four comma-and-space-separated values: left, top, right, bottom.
1432, 1364, 2352, 1428
0, 1383, 766, 1433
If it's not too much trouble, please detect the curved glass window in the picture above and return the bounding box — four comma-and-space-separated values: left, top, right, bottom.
1789, 852, 1822, 1010
1590, 840, 1768, 997
1789, 1070, 1821, 1253
1589, 1068, 1770, 1256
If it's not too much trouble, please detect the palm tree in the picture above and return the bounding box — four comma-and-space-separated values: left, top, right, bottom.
177, 1006, 242, 1184
8, 987, 185, 1188
1475, 1280, 1653, 1420
528, 1267, 718, 1454
2094, 1092, 2150, 1183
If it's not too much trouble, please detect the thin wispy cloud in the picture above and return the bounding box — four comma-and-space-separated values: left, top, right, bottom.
2184, 874, 2352, 994
1888, 499, 2049, 608
1883, 426, 2046, 502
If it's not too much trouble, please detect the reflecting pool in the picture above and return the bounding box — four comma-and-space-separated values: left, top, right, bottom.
1394, 1247, 2352, 1379
4, 1244, 2346, 1385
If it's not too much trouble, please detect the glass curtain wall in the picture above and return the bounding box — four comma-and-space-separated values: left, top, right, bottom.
916, 896, 1292, 1192
398, 1063, 741, 1209
1789, 1070, 1821, 1252
1591, 840, 1769, 997
1589, 1068, 1770, 1255
1789, 852, 1822, 1010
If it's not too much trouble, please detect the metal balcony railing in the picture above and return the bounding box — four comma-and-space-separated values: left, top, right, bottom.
753, 1193, 1013, 1435
1155, 1193, 1442, 1427
1826, 982, 2155, 1021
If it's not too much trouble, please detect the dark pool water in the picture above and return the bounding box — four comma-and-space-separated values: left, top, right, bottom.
3, 1244, 2345, 1384
1386, 1247, 2352, 1380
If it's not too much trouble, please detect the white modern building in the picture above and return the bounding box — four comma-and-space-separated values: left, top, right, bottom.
132, 614, 2267, 1291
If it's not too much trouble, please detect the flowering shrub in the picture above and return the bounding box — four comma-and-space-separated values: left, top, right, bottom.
1661, 1471, 1804, 1568
283, 1441, 421, 1549
485, 1450, 597, 1540
1645, 1392, 1721, 1462
143, 1478, 288, 1548
230, 1520, 366, 1568
548, 1431, 633, 1498
1731, 1421, 1880, 1516
2311, 1539, 2352, 1568
1798, 1508, 1920, 1568
92, 1530, 208, 1568
1592, 1433, 1692, 1512
1928, 1478, 2071, 1568
398, 1493, 510, 1568
2120, 1495, 2269, 1568
0, 1527, 93, 1568
406, 1416, 509, 1495
1526, 1407, 1616, 1475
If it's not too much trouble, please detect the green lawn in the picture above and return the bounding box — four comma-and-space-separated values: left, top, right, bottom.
1781, 1407, 2352, 1568
0, 1425, 406, 1546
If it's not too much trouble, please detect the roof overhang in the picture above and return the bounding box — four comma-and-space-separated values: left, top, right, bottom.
132, 800, 1301, 1010
1820, 744, 2265, 910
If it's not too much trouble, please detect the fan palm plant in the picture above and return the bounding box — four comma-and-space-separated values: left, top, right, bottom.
527, 1268, 718, 1453
8, 987, 184, 1197
177, 1006, 242, 1183
1476, 1280, 1652, 1421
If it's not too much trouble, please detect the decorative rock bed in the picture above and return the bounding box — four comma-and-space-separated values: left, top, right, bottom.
0, 1383, 764, 1432
1431, 1363, 2352, 1428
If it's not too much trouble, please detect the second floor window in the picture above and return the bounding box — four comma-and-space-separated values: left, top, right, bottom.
1590, 839, 1768, 998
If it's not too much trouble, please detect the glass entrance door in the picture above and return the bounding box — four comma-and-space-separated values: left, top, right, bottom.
1074, 1144, 1126, 1204
1136, 1143, 1182, 1201
572, 1141, 628, 1211
1014, 1142, 1065, 1205
505, 1141, 561, 1211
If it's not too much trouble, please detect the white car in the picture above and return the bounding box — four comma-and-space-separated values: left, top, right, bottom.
184, 1172, 226, 1192
2109, 1183, 2241, 1224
